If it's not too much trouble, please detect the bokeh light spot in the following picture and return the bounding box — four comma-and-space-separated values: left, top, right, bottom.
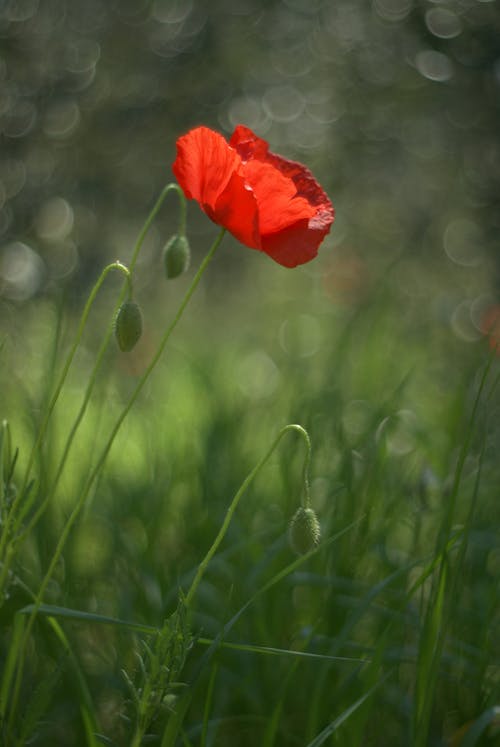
226, 95, 270, 133
443, 218, 483, 267
3, 100, 37, 138
43, 100, 81, 139
35, 197, 74, 242
279, 314, 321, 358
262, 85, 305, 123
376, 410, 418, 456
425, 8, 461, 39
373, 0, 413, 23
64, 39, 101, 73
342, 400, 372, 438
415, 50, 453, 82
451, 300, 482, 343
0, 241, 45, 300
237, 350, 280, 400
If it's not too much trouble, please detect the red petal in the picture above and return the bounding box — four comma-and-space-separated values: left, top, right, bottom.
173, 127, 240, 212
210, 171, 260, 249
261, 209, 333, 268
230, 125, 334, 267
229, 124, 270, 160
173, 126, 260, 247
242, 159, 316, 235
173, 124, 334, 268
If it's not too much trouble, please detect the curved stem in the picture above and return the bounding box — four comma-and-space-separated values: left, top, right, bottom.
129, 183, 185, 273
5, 186, 184, 551
298, 425, 312, 509
0, 261, 130, 577
184, 423, 312, 608
4, 229, 225, 739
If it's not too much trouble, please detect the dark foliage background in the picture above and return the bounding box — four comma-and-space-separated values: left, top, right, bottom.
1, 0, 499, 311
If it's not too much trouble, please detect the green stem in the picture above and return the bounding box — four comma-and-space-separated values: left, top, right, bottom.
299, 426, 312, 509
184, 423, 312, 609
4, 228, 225, 741
129, 183, 185, 273
0, 261, 130, 584
7, 186, 184, 549
437, 352, 495, 553
412, 352, 496, 746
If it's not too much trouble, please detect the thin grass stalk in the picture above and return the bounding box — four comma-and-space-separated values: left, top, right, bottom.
14, 185, 183, 544
3, 229, 225, 742
412, 353, 495, 746
184, 423, 312, 608
0, 261, 131, 600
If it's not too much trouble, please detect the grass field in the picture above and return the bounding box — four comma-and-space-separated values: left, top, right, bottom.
1, 202, 499, 747
1, 0, 499, 742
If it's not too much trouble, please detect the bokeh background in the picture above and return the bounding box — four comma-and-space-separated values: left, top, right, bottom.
1, 0, 499, 315
1, 1, 500, 745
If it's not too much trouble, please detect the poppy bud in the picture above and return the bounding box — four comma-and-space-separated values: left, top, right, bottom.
288, 507, 321, 555
163, 234, 190, 279
114, 300, 143, 352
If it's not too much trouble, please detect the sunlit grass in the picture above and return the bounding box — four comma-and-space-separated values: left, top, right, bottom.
1, 234, 499, 746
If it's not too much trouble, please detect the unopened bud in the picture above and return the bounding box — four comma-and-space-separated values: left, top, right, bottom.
163, 234, 190, 279
114, 301, 143, 352
288, 507, 321, 555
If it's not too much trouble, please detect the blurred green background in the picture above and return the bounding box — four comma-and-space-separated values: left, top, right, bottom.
1, 1, 500, 745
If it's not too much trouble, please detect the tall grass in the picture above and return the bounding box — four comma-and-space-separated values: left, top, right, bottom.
0, 213, 499, 745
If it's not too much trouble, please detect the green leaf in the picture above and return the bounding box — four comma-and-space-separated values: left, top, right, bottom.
19, 603, 157, 634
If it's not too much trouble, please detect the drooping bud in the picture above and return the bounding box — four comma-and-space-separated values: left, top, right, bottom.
163, 234, 190, 279
288, 507, 321, 555
114, 301, 143, 352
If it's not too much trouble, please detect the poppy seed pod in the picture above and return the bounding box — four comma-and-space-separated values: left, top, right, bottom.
163, 234, 190, 279
288, 506, 321, 555
114, 300, 143, 352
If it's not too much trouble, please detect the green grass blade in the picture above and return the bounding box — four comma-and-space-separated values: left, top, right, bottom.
160, 689, 193, 747
200, 663, 218, 747
413, 558, 448, 746
159, 520, 362, 747
196, 638, 367, 664
46, 617, 100, 747
19, 603, 157, 634
16, 657, 63, 745
0, 612, 25, 721
461, 706, 500, 747
305, 672, 391, 747
189, 518, 364, 686
262, 626, 317, 747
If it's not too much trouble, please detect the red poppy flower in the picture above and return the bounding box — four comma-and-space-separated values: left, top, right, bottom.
172, 124, 334, 268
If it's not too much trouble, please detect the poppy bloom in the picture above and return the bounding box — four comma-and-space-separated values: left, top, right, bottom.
172, 125, 334, 268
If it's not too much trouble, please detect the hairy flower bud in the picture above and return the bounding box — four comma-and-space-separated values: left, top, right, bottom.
288, 507, 321, 555
163, 234, 190, 279
114, 301, 143, 352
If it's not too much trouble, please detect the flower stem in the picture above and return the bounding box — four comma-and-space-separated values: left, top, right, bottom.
129, 183, 185, 272
184, 423, 312, 608
3, 228, 225, 740
0, 261, 130, 583
2, 186, 183, 557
